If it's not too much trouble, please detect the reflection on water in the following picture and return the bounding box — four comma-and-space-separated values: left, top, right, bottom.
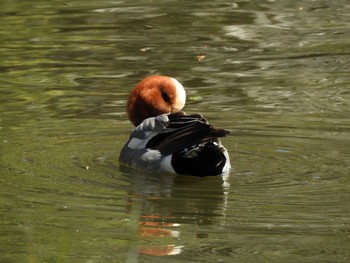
1, 0, 350, 262
123, 169, 229, 258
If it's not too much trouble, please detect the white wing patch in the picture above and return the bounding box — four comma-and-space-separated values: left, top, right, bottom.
140, 150, 161, 162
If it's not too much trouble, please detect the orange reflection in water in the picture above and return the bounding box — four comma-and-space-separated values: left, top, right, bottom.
124, 171, 229, 258
138, 214, 182, 256
139, 245, 184, 256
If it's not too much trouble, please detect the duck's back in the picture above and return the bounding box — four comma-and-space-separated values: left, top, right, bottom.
119, 112, 230, 176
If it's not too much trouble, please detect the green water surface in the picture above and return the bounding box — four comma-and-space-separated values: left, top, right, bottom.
1, 0, 350, 262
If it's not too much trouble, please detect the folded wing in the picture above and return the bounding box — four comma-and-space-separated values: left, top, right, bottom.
146, 112, 230, 156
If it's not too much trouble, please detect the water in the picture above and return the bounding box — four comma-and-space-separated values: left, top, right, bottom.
1, 0, 350, 262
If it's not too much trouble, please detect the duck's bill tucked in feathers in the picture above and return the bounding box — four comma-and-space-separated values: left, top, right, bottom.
119, 112, 231, 177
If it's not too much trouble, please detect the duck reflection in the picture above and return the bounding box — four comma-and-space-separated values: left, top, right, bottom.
122, 167, 230, 257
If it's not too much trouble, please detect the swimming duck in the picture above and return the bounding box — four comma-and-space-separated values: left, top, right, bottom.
119, 75, 231, 177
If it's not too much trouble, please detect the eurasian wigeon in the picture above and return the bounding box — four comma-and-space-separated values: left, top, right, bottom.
119, 75, 230, 177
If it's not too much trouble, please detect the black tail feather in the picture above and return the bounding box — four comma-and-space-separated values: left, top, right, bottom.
171, 141, 228, 176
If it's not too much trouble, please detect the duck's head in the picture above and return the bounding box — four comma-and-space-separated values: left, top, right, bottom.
127, 75, 186, 126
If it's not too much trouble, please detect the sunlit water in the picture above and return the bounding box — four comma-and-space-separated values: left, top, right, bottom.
1, 0, 350, 262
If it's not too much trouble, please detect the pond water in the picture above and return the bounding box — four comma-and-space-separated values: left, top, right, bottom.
1, 0, 350, 262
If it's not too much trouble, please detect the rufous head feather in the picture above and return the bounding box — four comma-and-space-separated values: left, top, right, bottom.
127, 75, 186, 126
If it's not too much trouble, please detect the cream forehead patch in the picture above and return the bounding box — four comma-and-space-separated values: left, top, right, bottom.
170, 77, 186, 111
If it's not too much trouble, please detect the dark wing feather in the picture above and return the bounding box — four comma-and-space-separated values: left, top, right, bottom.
146, 113, 230, 156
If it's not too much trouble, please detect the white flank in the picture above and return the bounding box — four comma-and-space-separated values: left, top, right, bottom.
160, 155, 176, 173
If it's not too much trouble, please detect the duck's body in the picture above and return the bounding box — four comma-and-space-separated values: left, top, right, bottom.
119, 75, 231, 177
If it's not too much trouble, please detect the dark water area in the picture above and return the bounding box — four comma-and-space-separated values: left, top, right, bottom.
1, 0, 349, 262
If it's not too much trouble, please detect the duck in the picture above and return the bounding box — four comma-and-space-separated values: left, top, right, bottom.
119, 75, 231, 177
